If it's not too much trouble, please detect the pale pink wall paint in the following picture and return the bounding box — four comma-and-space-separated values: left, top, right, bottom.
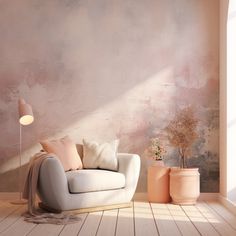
0, 0, 219, 192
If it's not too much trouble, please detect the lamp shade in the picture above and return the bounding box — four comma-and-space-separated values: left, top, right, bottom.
18, 98, 34, 126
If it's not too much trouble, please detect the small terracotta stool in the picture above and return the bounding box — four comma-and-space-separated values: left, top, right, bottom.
147, 165, 171, 203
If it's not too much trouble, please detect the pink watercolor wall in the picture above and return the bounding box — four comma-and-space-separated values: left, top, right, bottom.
0, 0, 219, 192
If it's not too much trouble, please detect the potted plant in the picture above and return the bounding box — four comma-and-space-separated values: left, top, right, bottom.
165, 106, 200, 205
148, 137, 166, 166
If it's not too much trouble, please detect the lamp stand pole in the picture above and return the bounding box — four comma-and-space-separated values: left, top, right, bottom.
11, 124, 27, 205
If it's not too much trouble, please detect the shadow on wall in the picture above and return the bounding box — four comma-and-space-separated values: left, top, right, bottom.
0, 68, 220, 193
0, 164, 28, 192
0, 0, 219, 161
0, 0, 176, 161
0, 0, 219, 192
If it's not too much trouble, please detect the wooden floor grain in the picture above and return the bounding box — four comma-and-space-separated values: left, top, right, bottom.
0, 200, 236, 236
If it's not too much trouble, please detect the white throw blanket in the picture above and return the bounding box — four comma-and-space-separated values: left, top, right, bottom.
22, 152, 81, 224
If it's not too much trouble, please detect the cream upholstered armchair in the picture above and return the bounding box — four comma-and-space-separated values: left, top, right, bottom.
38, 153, 140, 211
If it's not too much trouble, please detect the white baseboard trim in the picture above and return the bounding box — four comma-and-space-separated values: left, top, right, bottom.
198, 193, 219, 201
133, 192, 219, 202
219, 195, 236, 215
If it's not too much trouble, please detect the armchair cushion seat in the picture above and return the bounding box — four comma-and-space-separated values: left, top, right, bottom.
66, 169, 125, 193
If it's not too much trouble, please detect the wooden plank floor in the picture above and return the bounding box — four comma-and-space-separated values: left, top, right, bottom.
0, 200, 236, 236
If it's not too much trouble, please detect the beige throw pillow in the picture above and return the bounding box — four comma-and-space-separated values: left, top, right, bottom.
82, 139, 119, 171
40, 136, 83, 171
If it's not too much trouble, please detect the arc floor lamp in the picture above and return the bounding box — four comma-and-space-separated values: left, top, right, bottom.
12, 98, 34, 204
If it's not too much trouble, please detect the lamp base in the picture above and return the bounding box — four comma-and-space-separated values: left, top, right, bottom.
11, 199, 28, 205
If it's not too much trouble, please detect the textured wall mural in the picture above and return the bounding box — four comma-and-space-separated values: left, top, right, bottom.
0, 0, 219, 192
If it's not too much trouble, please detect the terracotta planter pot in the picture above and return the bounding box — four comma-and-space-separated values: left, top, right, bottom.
170, 167, 200, 205
147, 161, 171, 203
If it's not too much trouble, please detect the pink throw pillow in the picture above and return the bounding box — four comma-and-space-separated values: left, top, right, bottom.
40, 136, 83, 171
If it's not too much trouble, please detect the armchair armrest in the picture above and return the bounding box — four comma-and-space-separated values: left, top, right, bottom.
117, 153, 140, 192
38, 156, 69, 208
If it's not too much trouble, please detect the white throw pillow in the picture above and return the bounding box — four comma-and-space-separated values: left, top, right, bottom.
82, 139, 119, 171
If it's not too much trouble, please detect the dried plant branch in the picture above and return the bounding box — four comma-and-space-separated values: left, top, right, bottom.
165, 107, 198, 168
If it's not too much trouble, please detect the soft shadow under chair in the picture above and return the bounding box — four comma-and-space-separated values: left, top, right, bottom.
38, 153, 140, 212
